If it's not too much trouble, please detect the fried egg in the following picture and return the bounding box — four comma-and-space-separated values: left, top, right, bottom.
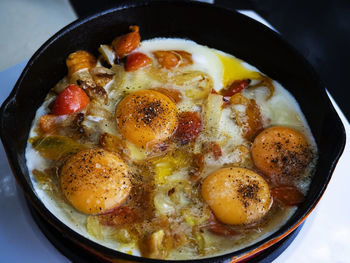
25, 37, 317, 260
60, 148, 131, 214
137, 38, 261, 92
115, 89, 178, 148
251, 126, 312, 185
202, 167, 271, 225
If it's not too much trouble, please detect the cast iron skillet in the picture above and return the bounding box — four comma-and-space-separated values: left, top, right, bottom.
0, 1, 346, 262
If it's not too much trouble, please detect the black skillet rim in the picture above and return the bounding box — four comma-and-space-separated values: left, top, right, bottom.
0, 1, 346, 262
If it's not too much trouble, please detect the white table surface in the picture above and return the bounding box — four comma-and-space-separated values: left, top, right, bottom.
0, 0, 76, 71
0, 7, 349, 263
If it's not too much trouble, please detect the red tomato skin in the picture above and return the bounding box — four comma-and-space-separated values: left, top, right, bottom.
271, 186, 305, 206
125, 52, 151, 71
52, 84, 90, 115
175, 111, 202, 145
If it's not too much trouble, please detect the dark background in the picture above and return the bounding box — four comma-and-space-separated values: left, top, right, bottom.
70, 0, 350, 119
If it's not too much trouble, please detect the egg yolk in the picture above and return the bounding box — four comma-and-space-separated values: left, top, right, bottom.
201, 167, 271, 225
60, 148, 131, 214
251, 126, 312, 184
217, 53, 260, 87
116, 89, 178, 148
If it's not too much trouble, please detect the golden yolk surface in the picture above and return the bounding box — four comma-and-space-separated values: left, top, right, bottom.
201, 167, 271, 225
60, 148, 131, 214
115, 89, 178, 148
251, 126, 312, 184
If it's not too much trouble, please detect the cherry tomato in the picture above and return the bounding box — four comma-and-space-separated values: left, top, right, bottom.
271, 186, 305, 206
221, 79, 250, 97
125, 52, 152, 71
52, 84, 90, 115
175, 111, 202, 145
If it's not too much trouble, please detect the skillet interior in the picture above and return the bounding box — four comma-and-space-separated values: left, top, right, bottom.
0, 1, 346, 262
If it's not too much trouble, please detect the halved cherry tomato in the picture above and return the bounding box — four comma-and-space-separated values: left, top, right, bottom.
125, 52, 152, 71
52, 84, 90, 115
221, 79, 250, 97
175, 111, 202, 145
207, 213, 238, 236
271, 186, 305, 206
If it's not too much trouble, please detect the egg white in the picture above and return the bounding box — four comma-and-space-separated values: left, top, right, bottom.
25, 38, 317, 259
137, 38, 224, 92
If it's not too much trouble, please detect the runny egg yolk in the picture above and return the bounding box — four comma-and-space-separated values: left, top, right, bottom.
201, 167, 271, 225
216, 53, 261, 87
60, 148, 131, 214
115, 89, 178, 149
251, 126, 312, 185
